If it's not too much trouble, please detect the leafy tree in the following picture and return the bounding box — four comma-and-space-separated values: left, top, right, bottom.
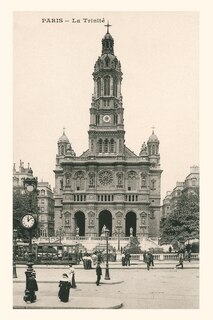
160, 190, 199, 244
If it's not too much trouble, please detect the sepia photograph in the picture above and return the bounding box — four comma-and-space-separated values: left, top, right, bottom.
11, 10, 200, 310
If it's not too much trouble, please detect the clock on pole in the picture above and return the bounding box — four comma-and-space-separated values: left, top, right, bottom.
21, 213, 36, 229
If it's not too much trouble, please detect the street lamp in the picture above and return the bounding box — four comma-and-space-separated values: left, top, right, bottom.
104, 227, 110, 280
13, 229, 18, 278
117, 226, 121, 251
21, 176, 38, 302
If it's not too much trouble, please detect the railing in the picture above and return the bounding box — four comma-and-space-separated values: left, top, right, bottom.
130, 253, 199, 261
37, 236, 130, 242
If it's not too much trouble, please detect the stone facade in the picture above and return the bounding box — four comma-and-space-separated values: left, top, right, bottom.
162, 166, 199, 218
13, 160, 34, 190
54, 29, 163, 239
37, 181, 55, 237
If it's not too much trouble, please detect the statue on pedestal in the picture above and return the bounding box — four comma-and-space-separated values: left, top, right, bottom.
101, 225, 106, 237
130, 227, 133, 237
76, 226, 79, 237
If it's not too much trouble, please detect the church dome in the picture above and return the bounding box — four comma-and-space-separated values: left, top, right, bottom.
94, 53, 121, 72
58, 131, 70, 143
103, 32, 113, 40
148, 130, 159, 143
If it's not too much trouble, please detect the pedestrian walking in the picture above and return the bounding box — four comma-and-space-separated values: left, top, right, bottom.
125, 252, 131, 266
24, 271, 38, 303
82, 254, 88, 269
188, 249, 192, 263
146, 252, 151, 271
97, 251, 103, 264
143, 250, 147, 263
96, 262, 102, 286
121, 253, 125, 266
58, 273, 72, 302
149, 251, 154, 267
87, 255, 93, 269
68, 264, 77, 288
176, 253, 184, 269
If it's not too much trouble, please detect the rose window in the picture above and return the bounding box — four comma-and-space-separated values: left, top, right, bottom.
99, 170, 113, 185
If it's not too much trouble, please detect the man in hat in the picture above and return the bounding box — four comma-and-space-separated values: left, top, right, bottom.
96, 262, 102, 286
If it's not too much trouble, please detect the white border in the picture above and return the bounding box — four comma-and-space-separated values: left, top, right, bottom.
0, 0, 212, 319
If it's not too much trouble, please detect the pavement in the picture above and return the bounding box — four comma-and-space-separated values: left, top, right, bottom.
13, 260, 199, 309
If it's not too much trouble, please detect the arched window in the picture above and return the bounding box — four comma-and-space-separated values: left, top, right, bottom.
96, 115, 100, 125
61, 145, 64, 155
113, 78, 118, 97
98, 139, 103, 153
127, 171, 137, 190
152, 145, 155, 155
110, 139, 114, 153
97, 78, 101, 97
104, 139, 108, 153
105, 56, 110, 67
104, 76, 110, 96
114, 114, 118, 125
75, 171, 85, 190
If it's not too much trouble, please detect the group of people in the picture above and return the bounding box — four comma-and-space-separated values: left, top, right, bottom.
58, 263, 77, 302
175, 247, 192, 269
24, 264, 77, 304
121, 251, 131, 266
82, 254, 93, 269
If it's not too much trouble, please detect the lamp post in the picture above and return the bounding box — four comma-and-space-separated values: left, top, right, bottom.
21, 176, 38, 302
104, 227, 110, 280
117, 226, 121, 251
13, 229, 18, 278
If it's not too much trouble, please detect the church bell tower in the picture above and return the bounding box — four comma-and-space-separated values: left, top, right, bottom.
88, 23, 125, 157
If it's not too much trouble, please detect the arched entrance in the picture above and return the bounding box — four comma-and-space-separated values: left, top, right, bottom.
125, 212, 137, 236
74, 211, 85, 236
99, 210, 112, 236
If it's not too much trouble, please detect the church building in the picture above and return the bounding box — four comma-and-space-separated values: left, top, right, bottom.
54, 25, 163, 240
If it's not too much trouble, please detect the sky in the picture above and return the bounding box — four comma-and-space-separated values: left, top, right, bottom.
13, 11, 199, 199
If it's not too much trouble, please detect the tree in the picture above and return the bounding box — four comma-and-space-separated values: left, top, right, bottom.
13, 189, 39, 239
160, 190, 199, 244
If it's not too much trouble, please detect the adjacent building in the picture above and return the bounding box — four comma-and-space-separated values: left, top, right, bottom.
162, 166, 199, 218
13, 160, 34, 190
37, 181, 55, 237
54, 27, 163, 239
13, 160, 54, 237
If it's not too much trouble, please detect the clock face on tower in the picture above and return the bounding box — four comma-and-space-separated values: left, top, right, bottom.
103, 115, 111, 123
21, 214, 36, 229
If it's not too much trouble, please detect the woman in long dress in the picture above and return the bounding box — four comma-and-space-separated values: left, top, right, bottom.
68, 264, 77, 288
58, 273, 71, 302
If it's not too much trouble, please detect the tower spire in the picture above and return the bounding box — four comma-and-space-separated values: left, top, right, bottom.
151, 126, 156, 134
104, 21, 112, 33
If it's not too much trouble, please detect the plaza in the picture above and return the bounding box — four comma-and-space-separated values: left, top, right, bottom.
13, 260, 199, 309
